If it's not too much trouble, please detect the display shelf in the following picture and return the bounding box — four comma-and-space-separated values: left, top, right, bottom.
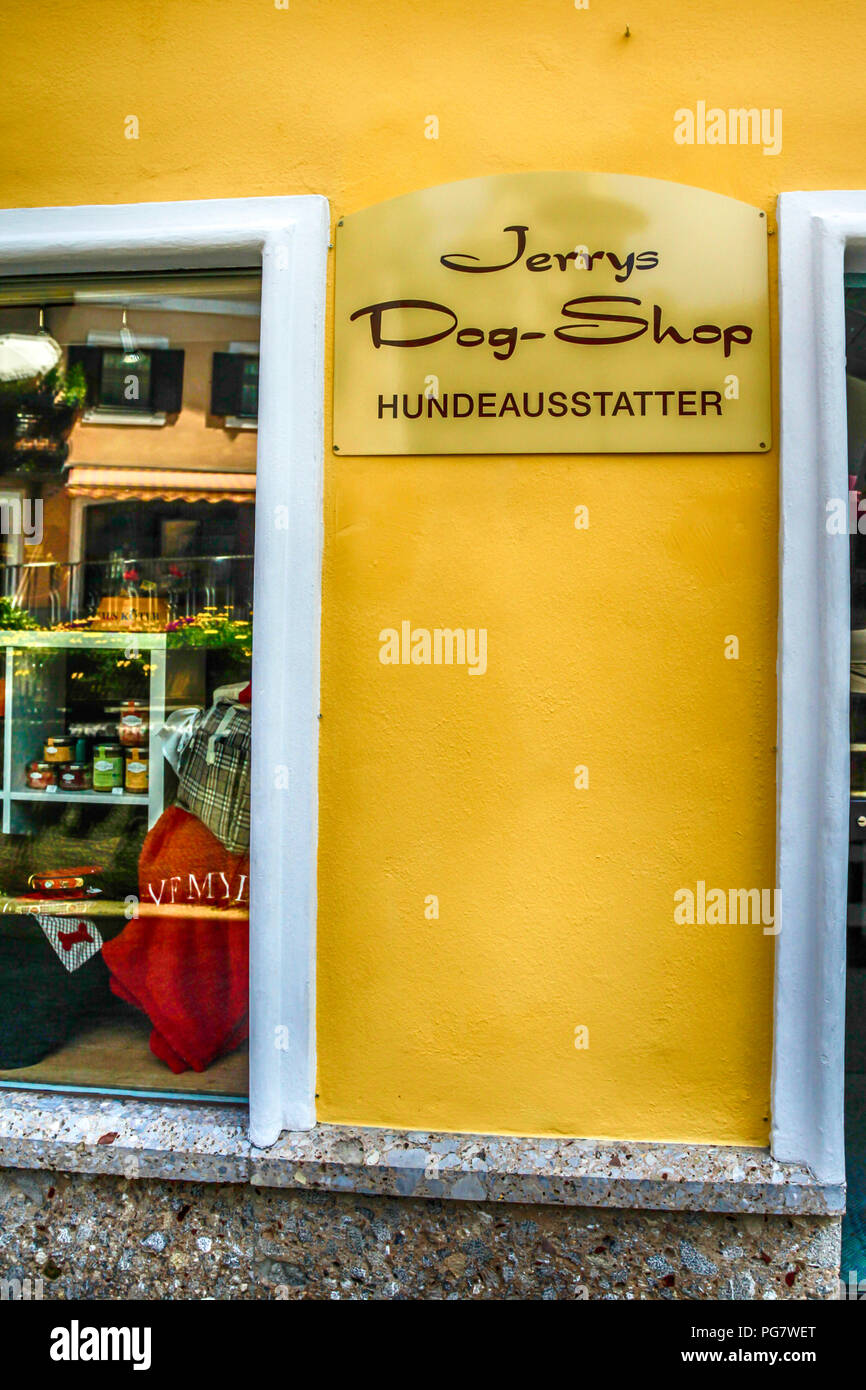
0, 629, 167, 835
9, 790, 149, 806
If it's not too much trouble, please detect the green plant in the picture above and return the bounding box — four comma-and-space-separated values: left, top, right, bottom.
54, 360, 88, 410
0, 359, 88, 476
0, 360, 86, 415
166, 608, 252, 657
0, 597, 38, 631
66, 647, 150, 703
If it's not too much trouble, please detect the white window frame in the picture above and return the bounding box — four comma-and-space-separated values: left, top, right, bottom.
0, 197, 329, 1147
773, 191, 866, 1187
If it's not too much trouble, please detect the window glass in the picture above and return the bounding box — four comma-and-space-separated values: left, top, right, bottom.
0, 270, 260, 1101
99, 348, 153, 411
846, 274, 866, 1272
238, 357, 258, 419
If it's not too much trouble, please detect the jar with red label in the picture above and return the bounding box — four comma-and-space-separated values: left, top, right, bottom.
58, 762, 92, 792
118, 699, 147, 746
26, 761, 56, 790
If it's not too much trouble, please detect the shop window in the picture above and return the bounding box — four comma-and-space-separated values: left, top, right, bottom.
845, 274, 866, 1280
0, 196, 328, 1147
0, 270, 259, 1103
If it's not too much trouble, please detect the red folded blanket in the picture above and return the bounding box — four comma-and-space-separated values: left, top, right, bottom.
102, 804, 249, 1074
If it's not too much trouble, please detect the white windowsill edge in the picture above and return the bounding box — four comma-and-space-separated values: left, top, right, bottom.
0, 1090, 844, 1216
82, 410, 167, 427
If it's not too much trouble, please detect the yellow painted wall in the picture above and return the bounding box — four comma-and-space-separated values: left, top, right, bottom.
5, 0, 864, 1143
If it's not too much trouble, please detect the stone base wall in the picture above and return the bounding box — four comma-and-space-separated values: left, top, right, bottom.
0, 1167, 841, 1300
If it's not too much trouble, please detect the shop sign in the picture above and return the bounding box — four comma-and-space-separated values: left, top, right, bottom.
334, 172, 771, 454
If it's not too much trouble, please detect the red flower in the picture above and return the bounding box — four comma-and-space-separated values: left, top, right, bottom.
123, 567, 140, 583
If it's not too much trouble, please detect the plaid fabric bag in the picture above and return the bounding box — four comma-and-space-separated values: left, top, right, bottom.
176, 698, 251, 854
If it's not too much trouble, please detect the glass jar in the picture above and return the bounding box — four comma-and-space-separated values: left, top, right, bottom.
118, 700, 147, 747
58, 762, 93, 792
43, 735, 73, 763
92, 743, 123, 792
26, 761, 56, 790
125, 748, 149, 793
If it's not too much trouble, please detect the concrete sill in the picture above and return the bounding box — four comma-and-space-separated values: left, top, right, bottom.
0, 1090, 845, 1216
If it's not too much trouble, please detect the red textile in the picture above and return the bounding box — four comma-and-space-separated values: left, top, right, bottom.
102, 805, 249, 1073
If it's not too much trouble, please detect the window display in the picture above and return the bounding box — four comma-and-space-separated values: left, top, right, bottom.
0, 270, 260, 1100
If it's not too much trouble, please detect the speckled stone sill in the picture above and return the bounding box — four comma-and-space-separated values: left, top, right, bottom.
0, 1090, 844, 1215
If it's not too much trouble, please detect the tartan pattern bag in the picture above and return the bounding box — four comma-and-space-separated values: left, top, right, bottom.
175, 699, 251, 854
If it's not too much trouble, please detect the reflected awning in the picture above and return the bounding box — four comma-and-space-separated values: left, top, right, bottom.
64, 466, 255, 503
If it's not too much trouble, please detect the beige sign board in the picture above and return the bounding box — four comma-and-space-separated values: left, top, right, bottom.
333, 172, 771, 455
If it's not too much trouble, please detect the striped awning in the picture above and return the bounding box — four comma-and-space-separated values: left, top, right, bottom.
64, 466, 255, 503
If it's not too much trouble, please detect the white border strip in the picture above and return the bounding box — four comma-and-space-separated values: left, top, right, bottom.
774, 192, 866, 1185
0, 197, 329, 1146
